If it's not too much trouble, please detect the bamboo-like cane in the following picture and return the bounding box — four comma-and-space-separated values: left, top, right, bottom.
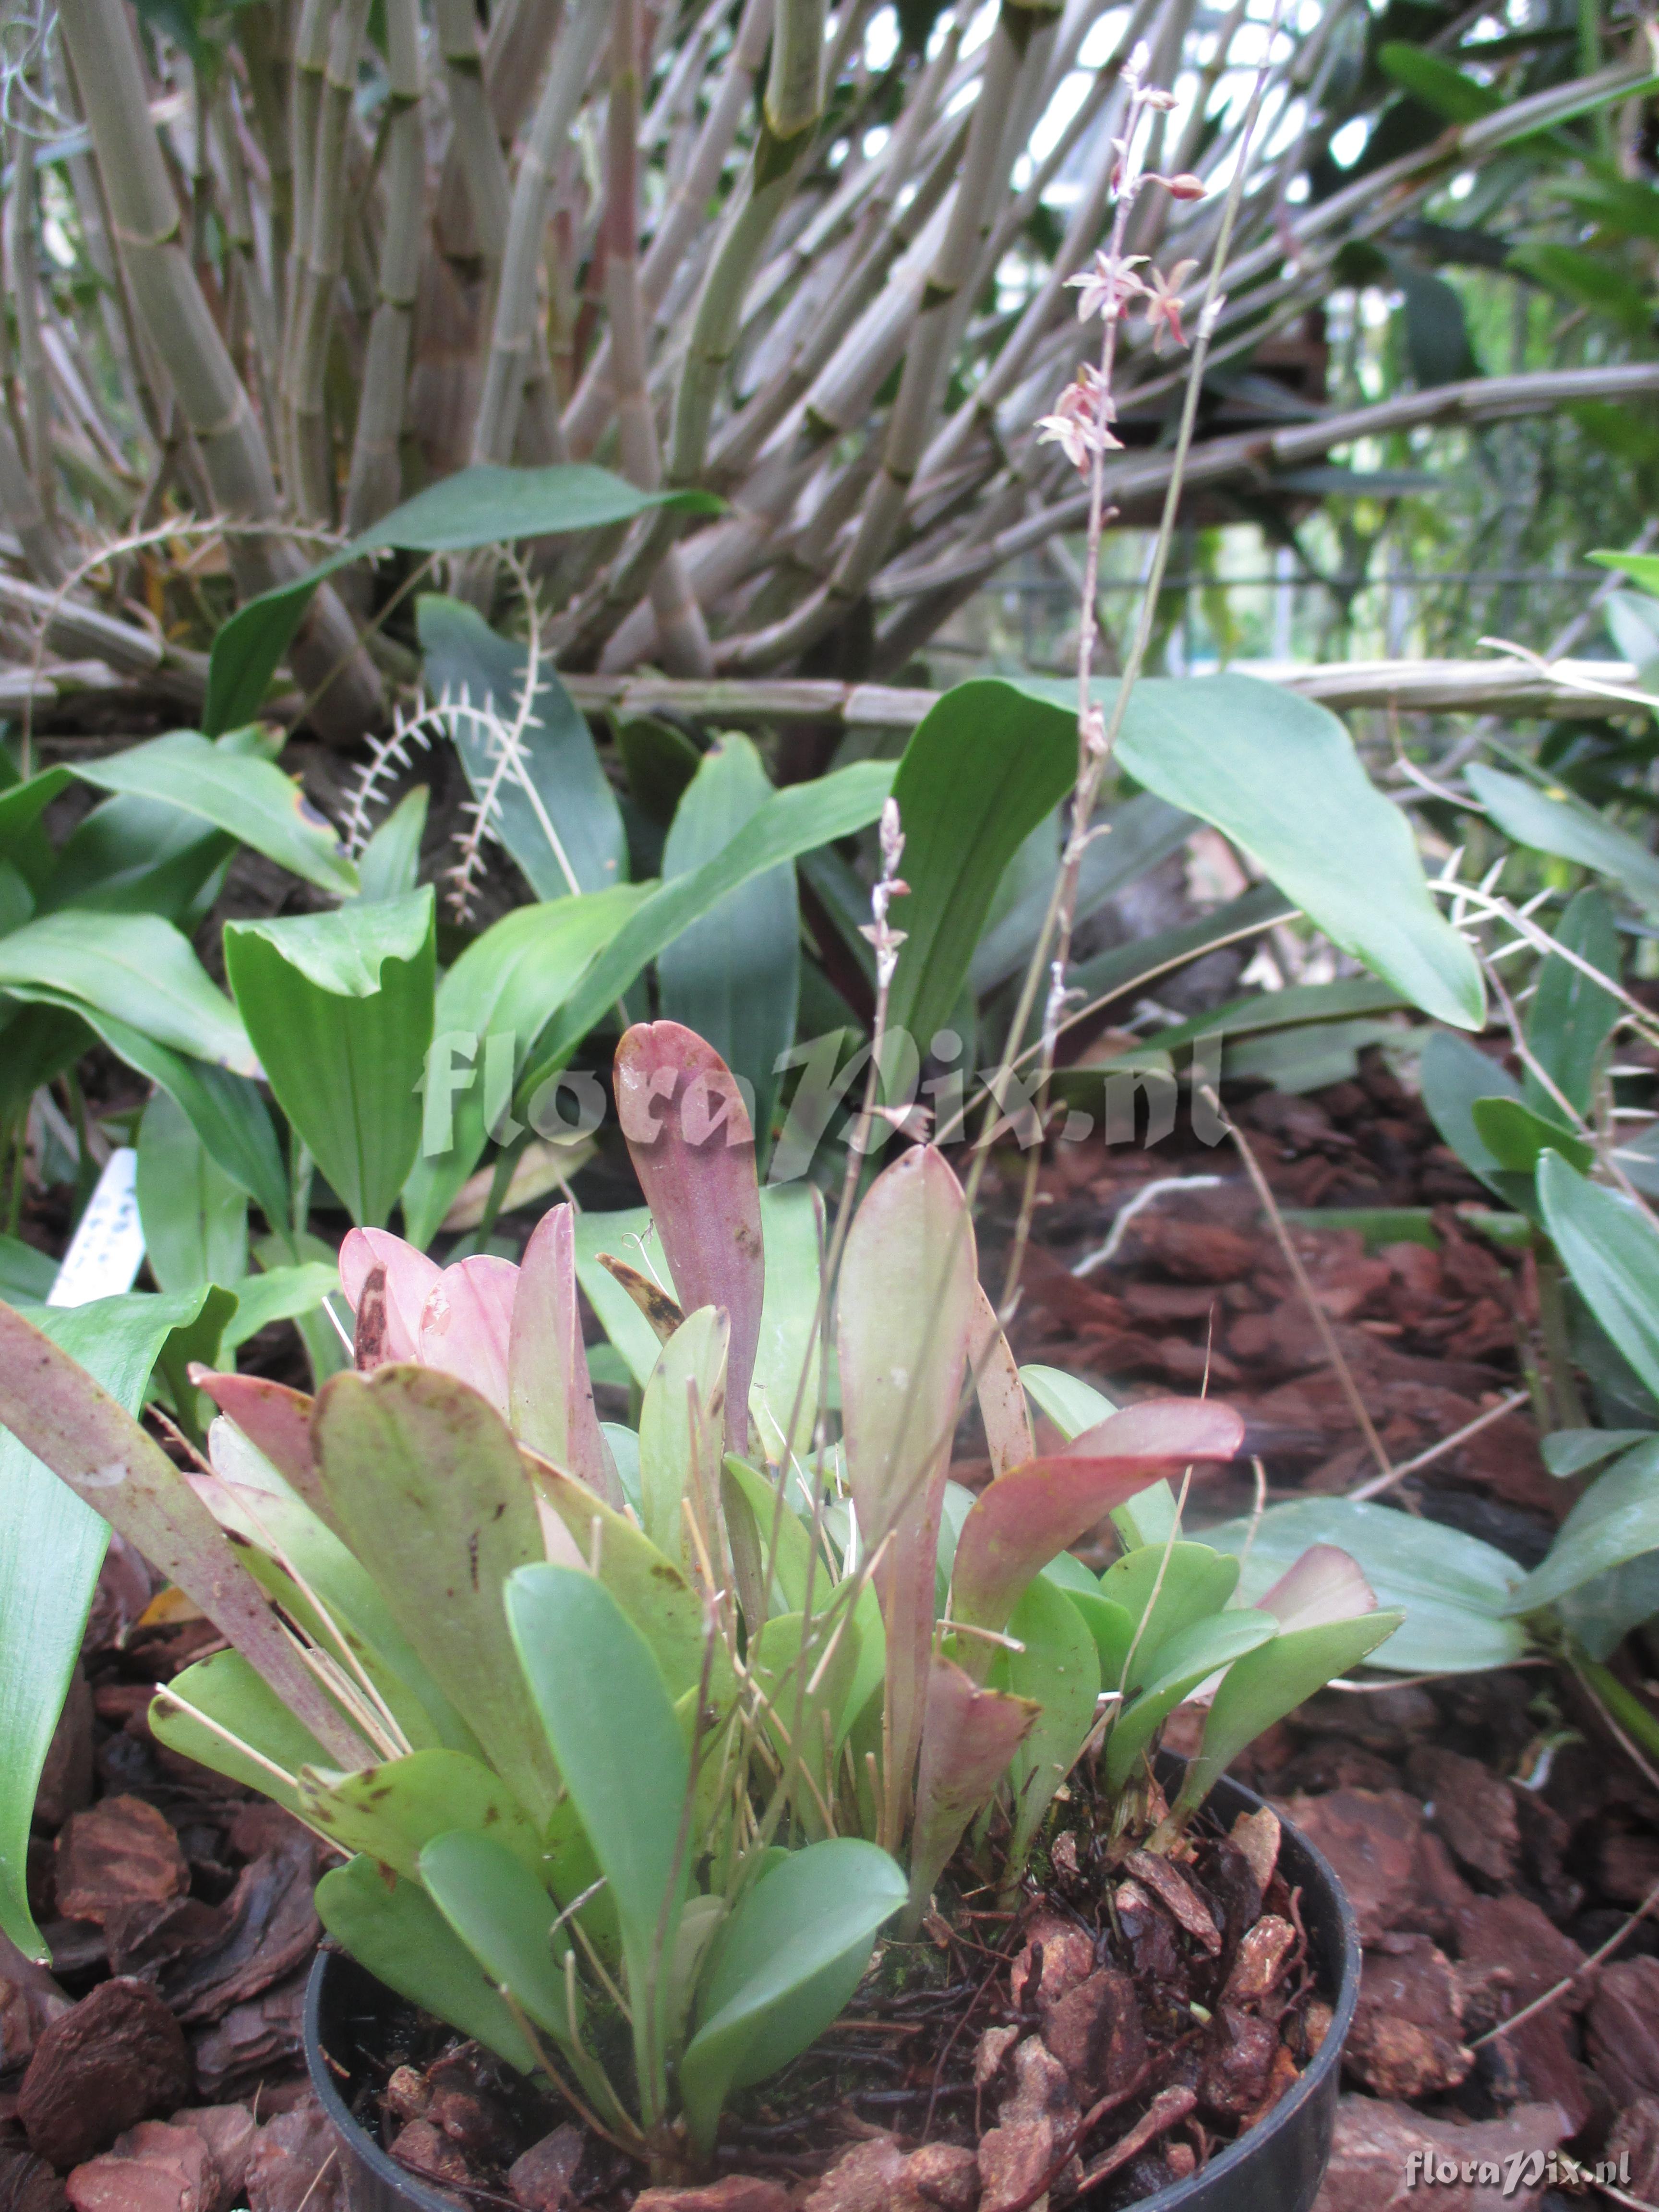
9, 119, 59, 539
52, 0, 378, 737
343, 0, 427, 533
472, 0, 609, 466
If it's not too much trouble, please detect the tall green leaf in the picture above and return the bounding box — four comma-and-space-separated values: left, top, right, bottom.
1503, 1438, 1659, 1614
0, 912, 255, 1072
1003, 675, 1483, 1029
206, 464, 721, 734
136, 1088, 248, 1292
400, 886, 645, 1247
1524, 886, 1621, 1118
1467, 764, 1659, 915
658, 734, 799, 1154
313, 1366, 558, 1821
73, 732, 359, 897
517, 763, 895, 1107
1539, 1149, 1659, 1403
225, 890, 435, 1228
507, 1562, 692, 2112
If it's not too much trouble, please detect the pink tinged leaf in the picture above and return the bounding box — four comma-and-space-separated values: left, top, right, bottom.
968, 1284, 1033, 1479
949, 1396, 1245, 1654
837, 1145, 978, 1839
417, 1255, 519, 1415
510, 1205, 622, 1508
339, 1228, 441, 1362
614, 1023, 764, 1452
1259, 1544, 1377, 1631
187, 1369, 325, 1518
0, 1304, 371, 1769
907, 1657, 1038, 1917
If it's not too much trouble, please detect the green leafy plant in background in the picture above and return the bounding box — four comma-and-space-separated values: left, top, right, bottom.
0, 1018, 1400, 2177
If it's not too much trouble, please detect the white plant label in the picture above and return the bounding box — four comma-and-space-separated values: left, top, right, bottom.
47, 1149, 145, 1308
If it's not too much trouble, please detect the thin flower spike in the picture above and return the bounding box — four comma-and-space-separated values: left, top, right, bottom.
339, 1229, 442, 1363
0, 1304, 372, 1769
417, 1254, 519, 1416
613, 1023, 764, 1454
837, 1145, 979, 1844
1258, 1544, 1378, 1631
906, 1657, 1038, 1925
949, 1398, 1245, 1660
510, 1204, 623, 1509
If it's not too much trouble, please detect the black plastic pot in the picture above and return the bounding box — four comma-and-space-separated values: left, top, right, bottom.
304, 1765, 1359, 2212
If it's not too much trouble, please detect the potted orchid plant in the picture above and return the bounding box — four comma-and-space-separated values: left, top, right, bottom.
0, 1014, 1395, 2209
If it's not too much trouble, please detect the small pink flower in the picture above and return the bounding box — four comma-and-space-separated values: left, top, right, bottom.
1141, 259, 1198, 353
1036, 366, 1119, 475
1065, 248, 1148, 324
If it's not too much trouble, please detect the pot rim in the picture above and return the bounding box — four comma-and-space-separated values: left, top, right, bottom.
304, 1767, 1360, 2212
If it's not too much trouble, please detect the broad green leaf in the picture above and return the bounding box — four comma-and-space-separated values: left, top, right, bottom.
1058, 884, 1295, 1030
43, 793, 231, 923
300, 1750, 543, 1880
1592, 547, 1659, 599
639, 1307, 730, 1568
1471, 1096, 1592, 1198
195, 1414, 473, 1752
527, 1453, 733, 1704
0, 1004, 87, 1139
0, 1288, 228, 1954
136, 1088, 247, 1293
225, 890, 435, 1228
1503, 1438, 1659, 1614
1005, 675, 1484, 1030
1098, 1542, 1240, 1693
1378, 43, 1501, 120
1539, 1150, 1659, 1404
1105, 1610, 1278, 1789
748, 1609, 864, 1830
150, 1647, 333, 1819
1148, 976, 1413, 1053
0, 769, 72, 866
314, 1366, 557, 1821
1467, 764, 1659, 915
418, 596, 627, 900
74, 731, 359, 898
507, 1562, 690, 2092
751, 1185, 824, 1459
219, 1262, 340, 1351
1019, 1366, 1116, 1436
401, 885, 646, 1246
1205, 1496, 1526, 1671
0, 912, 254, 1072
996, 1576, 1100, 1867
681, 1840, 907, 2151
418, 1833, 614, 2110
1065, 1589, 1140, 1688
970, 794, 1195, 1000
658, 734, 798, 1154
0, 990, 288, 1234
206, 465, 721, 733
1542, 1428, 1654, 1478
315, 1855, 538, 2072
353, 784, 429, 904
1558, 1550, 1659, 1661
838, 1147, 978, 1821
1525, 887, 1620, 1118
0, 1236, 54, 1302
517, 763, 895, 1106
1419, 1028, 1522, 1202
1173, 1610, 1404, 1822
1508, 244, 1655, 337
